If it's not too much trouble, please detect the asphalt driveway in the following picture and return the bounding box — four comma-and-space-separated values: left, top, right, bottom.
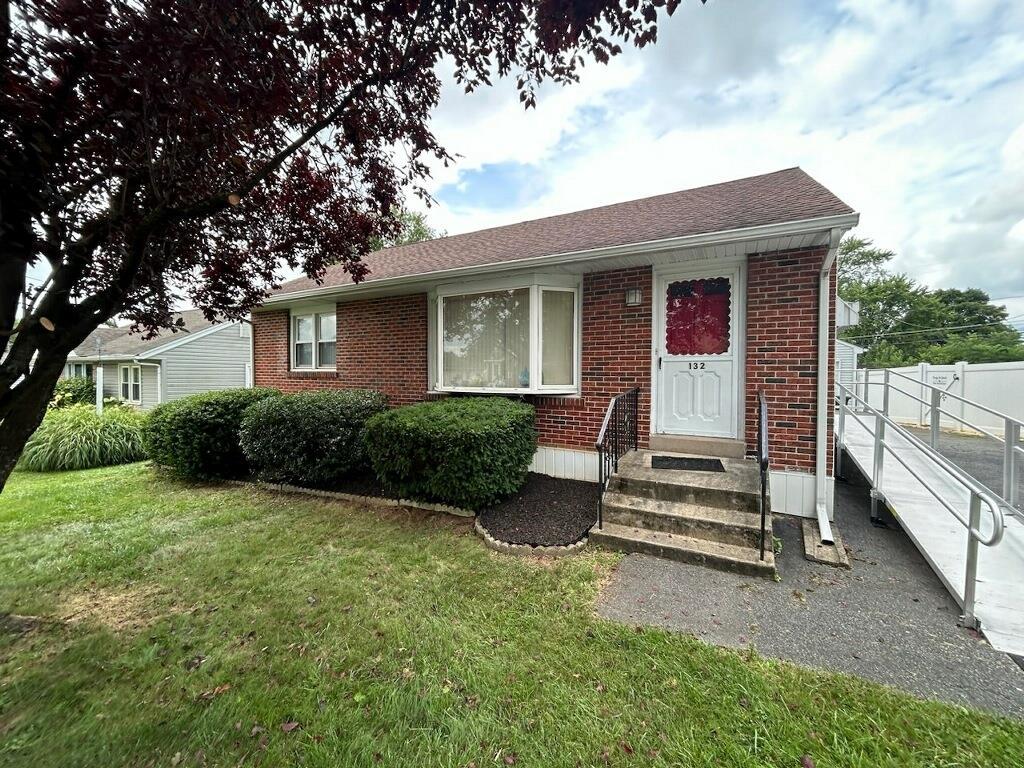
596, 473, 1024, 719
905, 426, 1023, 512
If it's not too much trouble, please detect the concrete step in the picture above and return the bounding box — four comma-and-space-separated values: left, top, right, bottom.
601, 491, 769, 548
590, 522, 776, 577
610, 451, 762, 512
648, 434, 746, 459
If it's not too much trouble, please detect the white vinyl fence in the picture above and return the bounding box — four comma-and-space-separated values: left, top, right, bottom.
853, 361, 1024, 434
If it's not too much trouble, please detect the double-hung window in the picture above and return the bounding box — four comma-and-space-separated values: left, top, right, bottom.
119, 364, 141, 403
66, 362, 93, 380
436, 278, 579, 394
291, 311, 336, 370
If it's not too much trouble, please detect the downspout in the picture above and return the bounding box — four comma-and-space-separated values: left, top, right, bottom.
815, 227, 844, 545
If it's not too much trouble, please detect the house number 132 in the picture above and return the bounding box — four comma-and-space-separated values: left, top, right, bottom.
687, 362, 706, 370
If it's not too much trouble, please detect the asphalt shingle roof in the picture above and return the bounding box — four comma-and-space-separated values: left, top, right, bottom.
273, 167, 853, 296
70, 309, 217, 358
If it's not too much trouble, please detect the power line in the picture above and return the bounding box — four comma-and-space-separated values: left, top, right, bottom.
844, 314, 1024, 341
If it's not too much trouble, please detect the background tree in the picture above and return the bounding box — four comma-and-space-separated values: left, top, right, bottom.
837, 236, 1024, 366
0, 0, 690, 491
836, 235, 894, 285
368, 208, 445, 251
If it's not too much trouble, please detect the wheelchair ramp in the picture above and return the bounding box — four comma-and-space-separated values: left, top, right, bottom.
839, 412, 1024, 656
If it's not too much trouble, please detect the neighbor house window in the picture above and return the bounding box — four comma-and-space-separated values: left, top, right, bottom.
119, 364, 141, 403
437, 280, 579, 393
292, 311, 336, 369
66, 362, 93, 380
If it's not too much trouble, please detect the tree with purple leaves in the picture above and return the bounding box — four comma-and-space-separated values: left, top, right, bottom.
0, 0, 694, 490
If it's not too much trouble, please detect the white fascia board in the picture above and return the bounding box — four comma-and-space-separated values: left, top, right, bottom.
136, 321, 240, 359
64, 355, 130, 363
260, 212, 861, 307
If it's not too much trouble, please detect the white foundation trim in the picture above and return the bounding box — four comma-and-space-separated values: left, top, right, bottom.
772, 469, 834, 519
531, 446, 599, 482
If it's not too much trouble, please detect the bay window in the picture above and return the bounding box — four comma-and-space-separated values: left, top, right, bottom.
436, 278, 579, 394
292, 310, 336, 369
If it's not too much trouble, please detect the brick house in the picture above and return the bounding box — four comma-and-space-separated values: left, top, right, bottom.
253, 168, 858, 524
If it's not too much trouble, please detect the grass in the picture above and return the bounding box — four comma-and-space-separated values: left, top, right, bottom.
1, 464, 1021, 767
17, 405, 146, 472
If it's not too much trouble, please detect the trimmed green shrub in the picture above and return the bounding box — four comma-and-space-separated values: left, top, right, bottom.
239, 389, 388, 486
143, 388, 279, 479
363, 397, 536, 510
51, 376, 95, 409
18, 404, 147, 472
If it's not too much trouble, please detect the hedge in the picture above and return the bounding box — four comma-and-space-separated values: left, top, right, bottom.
143, 388, 279, 479
18, 404, 147, 472
363, 397, 536, 510
51, 376, 95, 409
239, 389, 387, 486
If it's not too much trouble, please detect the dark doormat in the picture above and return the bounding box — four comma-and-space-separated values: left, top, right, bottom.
651, 455, 725, 472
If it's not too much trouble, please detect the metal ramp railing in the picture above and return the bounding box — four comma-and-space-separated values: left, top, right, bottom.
849, 367, 1022, 509
835, 377, 1008, 631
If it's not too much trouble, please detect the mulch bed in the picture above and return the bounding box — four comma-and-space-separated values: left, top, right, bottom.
478, 473, 600, 547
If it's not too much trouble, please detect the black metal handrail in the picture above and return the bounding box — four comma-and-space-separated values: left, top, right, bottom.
596, 387, 640, 529
756, 390, 770, 560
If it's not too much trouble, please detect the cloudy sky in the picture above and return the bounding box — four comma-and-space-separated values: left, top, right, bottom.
419, 0, 1024, 328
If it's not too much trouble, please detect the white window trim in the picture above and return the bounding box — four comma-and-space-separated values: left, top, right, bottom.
66, 362, 93, 379
289, 308, 337, 371
119, 364, 142, 404
434, 274, 581, 395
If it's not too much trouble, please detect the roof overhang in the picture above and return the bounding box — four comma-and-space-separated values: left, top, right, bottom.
259, 212, 860, 308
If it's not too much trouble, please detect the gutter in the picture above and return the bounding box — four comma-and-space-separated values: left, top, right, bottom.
814, 226, 849, 545
260, 212, 860, 307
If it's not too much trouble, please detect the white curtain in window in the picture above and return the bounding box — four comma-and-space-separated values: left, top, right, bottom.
542, 290, 574, 386
443, 289, 530, 388
294, 316, 313, 367
317, 313, 336, 367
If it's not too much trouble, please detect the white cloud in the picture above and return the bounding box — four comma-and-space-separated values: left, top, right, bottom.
420, 0, 1024, 305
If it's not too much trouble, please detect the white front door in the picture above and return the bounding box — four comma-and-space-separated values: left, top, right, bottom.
655, 266, 741, 438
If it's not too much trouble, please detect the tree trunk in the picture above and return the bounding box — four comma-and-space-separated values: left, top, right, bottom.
0, 346, 68, 491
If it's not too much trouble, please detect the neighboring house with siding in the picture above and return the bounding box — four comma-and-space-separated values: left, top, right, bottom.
63, 309, 252, 409
835, 339, 865, 387
252, 168, 860, 526
835, 298, 864, 387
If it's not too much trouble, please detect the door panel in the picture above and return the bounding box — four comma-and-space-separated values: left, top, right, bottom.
657, 269, 740, 438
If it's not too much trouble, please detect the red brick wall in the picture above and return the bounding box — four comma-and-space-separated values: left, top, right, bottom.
253, 255, 832, 471
744, 247, 833, 473
252, 294, 427, 405
531, 267, 652, 449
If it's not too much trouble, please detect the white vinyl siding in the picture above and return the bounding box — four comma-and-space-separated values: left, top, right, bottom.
160, 323, 251, 402
99, 363, 119, 400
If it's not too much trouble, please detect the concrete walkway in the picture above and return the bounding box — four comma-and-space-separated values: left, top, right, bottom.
596, 476, 1024, 719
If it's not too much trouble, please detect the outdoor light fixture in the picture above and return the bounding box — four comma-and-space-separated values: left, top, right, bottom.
625, 288, 643, 307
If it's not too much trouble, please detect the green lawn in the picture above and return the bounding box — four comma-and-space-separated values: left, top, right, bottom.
1, 465, 1021, 767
